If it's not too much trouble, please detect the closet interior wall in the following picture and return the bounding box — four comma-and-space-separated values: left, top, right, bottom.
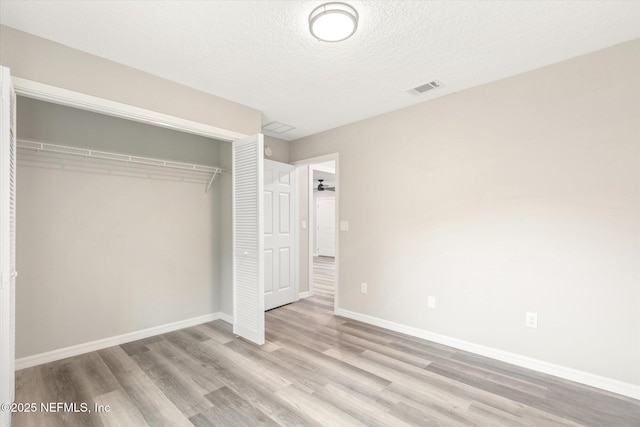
15, 97, 229, 359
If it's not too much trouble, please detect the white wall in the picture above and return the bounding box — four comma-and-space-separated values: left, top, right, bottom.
290, 39, 640, 386
15, 99, 225, 358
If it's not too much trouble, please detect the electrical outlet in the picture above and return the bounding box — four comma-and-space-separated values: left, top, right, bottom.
361, 282, 367, 294
526, 312, 538, 328
427, 296, 436, 308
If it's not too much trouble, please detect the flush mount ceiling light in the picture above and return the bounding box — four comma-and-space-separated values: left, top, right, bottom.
309, 2, 358, 42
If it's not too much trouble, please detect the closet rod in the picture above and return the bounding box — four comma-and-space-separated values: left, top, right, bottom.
17, 139, 229, 193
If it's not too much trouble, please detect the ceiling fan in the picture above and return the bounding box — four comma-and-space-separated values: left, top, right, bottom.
316, 179, 335, 192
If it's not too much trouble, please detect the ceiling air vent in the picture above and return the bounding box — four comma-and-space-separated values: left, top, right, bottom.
408, 80, 442, 95
262, 121, 296, 134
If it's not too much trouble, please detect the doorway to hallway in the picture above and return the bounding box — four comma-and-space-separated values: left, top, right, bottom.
292, 153, 339, 313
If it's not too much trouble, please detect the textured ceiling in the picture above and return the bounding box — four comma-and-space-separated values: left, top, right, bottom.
1, 1, 639, 141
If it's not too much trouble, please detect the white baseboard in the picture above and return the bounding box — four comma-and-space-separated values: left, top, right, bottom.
218, 312, 233, 324
16, 312, 227, 370
335, 308, 640, 400
299, 291, 312, 299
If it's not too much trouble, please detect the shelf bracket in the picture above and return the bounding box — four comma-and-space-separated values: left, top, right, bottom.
205, 169, 219, 194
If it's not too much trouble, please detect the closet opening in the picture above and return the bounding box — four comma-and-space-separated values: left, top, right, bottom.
13, 94, 234, 367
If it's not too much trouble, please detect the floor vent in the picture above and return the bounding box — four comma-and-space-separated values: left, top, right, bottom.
409, 80, 442, 95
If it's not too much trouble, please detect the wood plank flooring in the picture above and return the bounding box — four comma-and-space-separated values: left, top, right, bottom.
310, 256, 335, 300
12, 256, 640, 426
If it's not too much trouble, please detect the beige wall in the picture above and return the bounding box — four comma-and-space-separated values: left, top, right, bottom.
16, 166, 221, 358
264, 136, 290, 163
0, 25, 261, 136
290, 39, 640, 385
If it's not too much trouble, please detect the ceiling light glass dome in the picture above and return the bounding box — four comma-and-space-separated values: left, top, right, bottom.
309, 3, 358, 42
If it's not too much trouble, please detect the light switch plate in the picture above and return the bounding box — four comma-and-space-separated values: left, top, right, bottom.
301, 220, 306, 230
427, 296, 436, 308
340, 221, 349, 231
526, 312, 538, 328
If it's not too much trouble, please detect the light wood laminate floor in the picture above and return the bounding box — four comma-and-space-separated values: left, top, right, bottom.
12, 257, 640, 426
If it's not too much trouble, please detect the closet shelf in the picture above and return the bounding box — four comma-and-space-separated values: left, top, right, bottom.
17, 139, 227, 192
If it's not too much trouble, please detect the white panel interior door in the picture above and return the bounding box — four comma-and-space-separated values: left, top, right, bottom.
232, 134, 264, 345
0, 66, 17, 427
316, 197, 336, 257
264, 159, 296, 311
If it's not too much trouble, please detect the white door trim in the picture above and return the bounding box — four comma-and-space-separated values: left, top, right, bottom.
0, 65, 17, 427
12, 77, 247, 142
292, 153, 340, 314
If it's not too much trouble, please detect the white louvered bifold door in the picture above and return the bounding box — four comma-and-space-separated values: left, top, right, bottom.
232, 134, 265, 345
0, 66, 17, 427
